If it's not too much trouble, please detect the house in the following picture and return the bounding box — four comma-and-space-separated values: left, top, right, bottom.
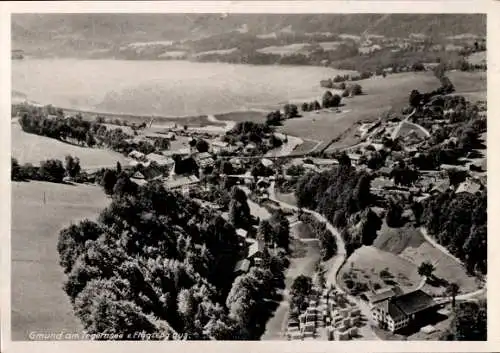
361, 286, 402, 307
371, 289, 438, 332
163, 147, 191, 157
146, 153, 175, 167
211, 140, 230, 153
233, 259, 251, 276
244, 143, 258, 155
128, 150, 146, 161
430, 179, 451, 194
236, 228, 248, 239
455, 179, 483, 195
130, 171, 148, 186
260, 158, 274, 168
164, 175, 200, 192
247, 240, 265, 261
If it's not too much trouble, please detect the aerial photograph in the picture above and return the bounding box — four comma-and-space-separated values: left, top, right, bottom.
10, 13, 486, 341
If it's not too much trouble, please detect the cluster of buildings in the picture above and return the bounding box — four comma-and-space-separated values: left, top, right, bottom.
286, 287, 363, 341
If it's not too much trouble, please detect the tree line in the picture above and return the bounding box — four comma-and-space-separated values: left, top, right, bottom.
12, 155, 82, 183
421, 189, 486, 275
18, 109, 167, 157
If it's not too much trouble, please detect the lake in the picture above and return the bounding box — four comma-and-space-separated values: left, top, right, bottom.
12, 59, 351, 117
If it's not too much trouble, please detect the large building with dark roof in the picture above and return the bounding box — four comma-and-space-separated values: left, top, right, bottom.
371, 289, 438, 332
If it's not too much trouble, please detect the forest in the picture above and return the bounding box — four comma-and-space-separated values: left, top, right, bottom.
57, 182, 287, 339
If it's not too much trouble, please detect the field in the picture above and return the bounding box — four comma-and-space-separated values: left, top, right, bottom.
12, 121, 128, 169
215, 111, 267, 124
11, 181, 110, 340
448, 70, 486, 102
373, 223, 479, 296
290, 221, 315, 240
338, 245, 422, 294
466, 51, 487, 66
257, 43, 312, 55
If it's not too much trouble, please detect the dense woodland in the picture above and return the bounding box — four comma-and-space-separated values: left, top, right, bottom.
295, 161, 379, 255
422, 189, 486, 275
57, 181, 288, 339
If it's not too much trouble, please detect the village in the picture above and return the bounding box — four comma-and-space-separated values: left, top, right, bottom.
68, 76, 485, 341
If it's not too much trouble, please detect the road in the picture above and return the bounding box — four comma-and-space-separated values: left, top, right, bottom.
390, 108, 430, 140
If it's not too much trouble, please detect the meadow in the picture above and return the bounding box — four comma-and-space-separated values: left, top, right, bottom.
11, 181, 110, 340
372, 222, 479, 296
12, 120, 128, 169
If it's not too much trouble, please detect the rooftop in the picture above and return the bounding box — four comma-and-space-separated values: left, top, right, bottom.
373, 289, 437, 321
164, 175, 200, 189
234, 259, 251, 273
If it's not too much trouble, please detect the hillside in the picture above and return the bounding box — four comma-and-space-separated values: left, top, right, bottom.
12, 14, 486, 58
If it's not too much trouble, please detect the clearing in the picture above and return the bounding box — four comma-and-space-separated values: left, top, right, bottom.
447, 70, 486, 101
373, 222, 479, 296
338, 245, 422, 295
11, 181, 110, 340
12, 121, 127, 169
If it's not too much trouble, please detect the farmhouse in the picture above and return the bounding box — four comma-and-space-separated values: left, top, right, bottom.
130, 171, 148, 186
146, 153, 175, 167
455, 178, 483, 195
164, 175, 200, 192
371, 289, 438, 332
233, 259, 251, 276
362, 286, 403, 307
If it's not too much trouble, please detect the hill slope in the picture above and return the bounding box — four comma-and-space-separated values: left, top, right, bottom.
12, 14, 486, 57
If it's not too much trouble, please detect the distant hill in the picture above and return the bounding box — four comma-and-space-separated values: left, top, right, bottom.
12, 14, 486, 58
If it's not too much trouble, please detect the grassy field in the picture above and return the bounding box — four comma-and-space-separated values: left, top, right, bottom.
448, 70, 486, 96
11, 181, 110, 340
395, 122, 428, 139
373, 222, 479, 296
290, 221, 315, 240
215, 111, 267, 124
338, 245, 421, 294
275, 191, 298, 207
466, 51, 487, 66
12, 121, 128, 169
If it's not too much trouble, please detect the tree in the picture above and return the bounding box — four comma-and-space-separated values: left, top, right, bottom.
411, 201, 423, 225
350, 84, 362, 96
257, 220, 274, 244
116, 161, 122, 174
322, 91, 341, 108
65, 155, 81, 178
283, 104, 299, 119
385, 200, 403, 227
446, 282, 460, 309
196, 139, 210, 153
266, 110, 282, 126
301, 102, 309, 112
11, 158, 22, 181
101, 169, 118, 195
409, 89, 422, 108
39, 159, 66, 183
445, 301, 486, 340
417, 261, 435, 278
86, 132, 96, 147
